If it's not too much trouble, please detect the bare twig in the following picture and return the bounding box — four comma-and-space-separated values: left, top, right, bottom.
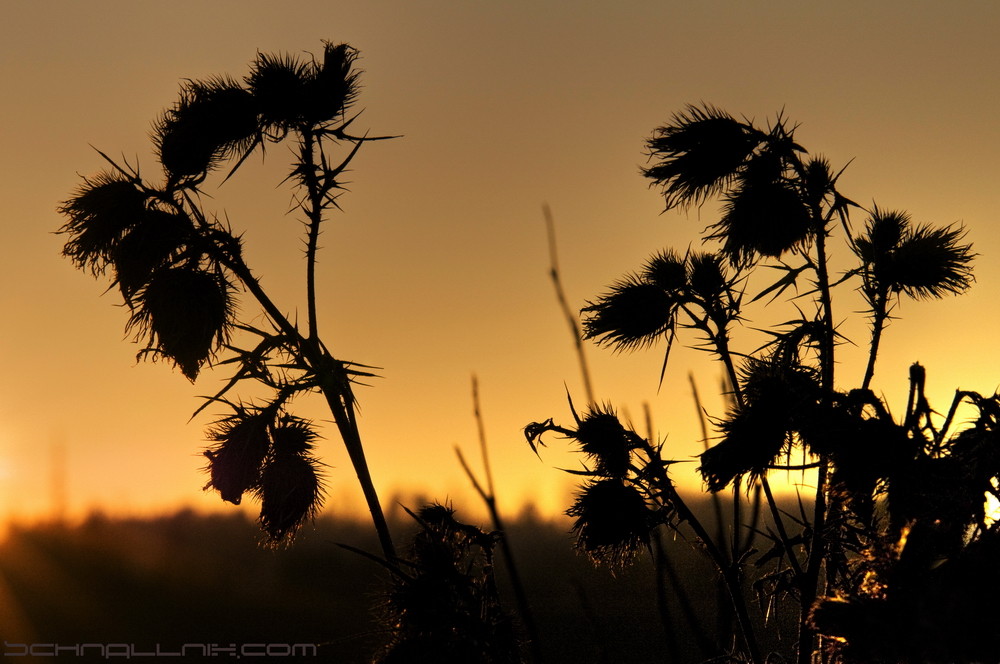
544, 204, 595, 405
456, 375, 541, 662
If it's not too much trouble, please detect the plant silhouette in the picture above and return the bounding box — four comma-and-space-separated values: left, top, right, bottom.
526, 105, 995, 663
57, 42, 396, 558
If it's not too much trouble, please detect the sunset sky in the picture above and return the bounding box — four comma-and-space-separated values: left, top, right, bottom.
2, 1, 999, 530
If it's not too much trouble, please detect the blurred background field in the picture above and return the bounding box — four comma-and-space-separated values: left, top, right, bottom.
0, 502, 734, 663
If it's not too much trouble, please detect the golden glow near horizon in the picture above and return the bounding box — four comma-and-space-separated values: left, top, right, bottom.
2, 1, 1000, 527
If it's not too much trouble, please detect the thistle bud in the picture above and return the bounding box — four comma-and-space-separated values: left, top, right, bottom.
204, 412, 271, 504
257, 453, 325, 545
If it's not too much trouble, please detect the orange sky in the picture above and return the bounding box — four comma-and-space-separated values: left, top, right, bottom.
2, 1, 999, 528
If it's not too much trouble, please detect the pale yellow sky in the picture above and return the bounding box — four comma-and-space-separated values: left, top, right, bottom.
1, 1, 999, 526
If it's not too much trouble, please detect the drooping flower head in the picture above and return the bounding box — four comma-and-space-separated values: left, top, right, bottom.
568, 479, 652, 567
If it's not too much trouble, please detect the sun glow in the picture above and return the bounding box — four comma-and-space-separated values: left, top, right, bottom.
984, 488, 1000, 528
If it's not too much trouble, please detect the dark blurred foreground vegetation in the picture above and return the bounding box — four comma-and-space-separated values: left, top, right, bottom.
0, 500, 761, 663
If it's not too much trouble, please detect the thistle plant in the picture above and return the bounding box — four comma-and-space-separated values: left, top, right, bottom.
527, 105, 988, 663
57, 42, 396, 557
376, 504, 522, 664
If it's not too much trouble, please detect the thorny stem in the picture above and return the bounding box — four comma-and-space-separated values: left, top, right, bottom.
302, 129, 323, 343
186, 146, 398, 563
641, 440, 763, 664
797, 213, 837, 664
861, 288, 890, 391
299, 129, 397, 562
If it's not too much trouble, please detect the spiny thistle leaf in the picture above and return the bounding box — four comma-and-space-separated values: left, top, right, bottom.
643, 103, 765, 210
58, 172, 150, 274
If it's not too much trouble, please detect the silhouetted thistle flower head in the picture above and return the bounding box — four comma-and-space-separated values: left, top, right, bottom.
111, 209, 195, 303
204, 409, 272, 505
58, 172, 150, 274
270, 415, 320, 455
856, 208, 974, 300
686, 251, 730, 301
643, 104, 766, 210
257, 452, 325, 546
802, 156, 835, 208
700, 359, 822, 492
568, 479, 652, 566
582, 275, 679, 351
710, 153, 813, 265
129, 266, 234, 380
642, 249, 687, 291
247, 42, 360, 132
307, 41, 361, 124
155, 75, 259, 180
572, 405, 636, 478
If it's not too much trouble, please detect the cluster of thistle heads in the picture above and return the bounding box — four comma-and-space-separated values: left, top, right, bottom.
526, 400, 672, 567
378, 504, 521, 664
527, 104, 995, 658
57, 42, 360, 381
58, 43, 363, 545
202, 404, 324, 545
583, 105, 973, 357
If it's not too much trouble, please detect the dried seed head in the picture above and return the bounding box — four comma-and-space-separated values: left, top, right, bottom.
247, 52, 312, 132
257, 453, 325, 545
686, 252, 729, 301
204, 411, 272, 505
713, 169, 812, 265
303, 42, 361, 124
700, 359, 821, 492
